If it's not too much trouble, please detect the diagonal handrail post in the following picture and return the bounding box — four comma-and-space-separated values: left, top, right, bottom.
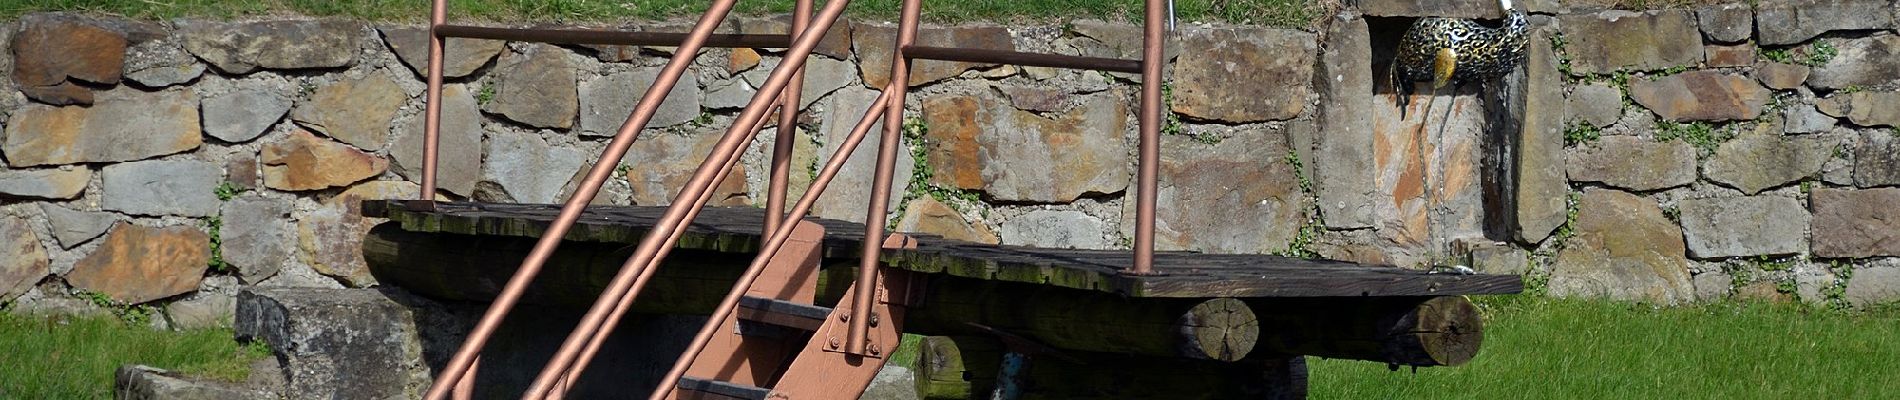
520, 0, 862, 396
416, 2, 744, 399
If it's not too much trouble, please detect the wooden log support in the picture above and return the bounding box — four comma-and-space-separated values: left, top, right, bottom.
1244, 296, 1484, 367
912, 335, 1303, 400
900, 279, 1259, 361
365, 225, 1485, 366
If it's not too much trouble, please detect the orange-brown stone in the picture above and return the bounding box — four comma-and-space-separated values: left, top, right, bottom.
895, 197, 998, 244
262, 130, 389, 191
10, 14, 127, 105
920, 95, 986, 190
0, 217, 50, 302
67, 223, 208, 304
727, 48, 762, 74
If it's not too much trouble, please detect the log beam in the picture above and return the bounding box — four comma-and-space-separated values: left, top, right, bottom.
365, 225, 1484, 365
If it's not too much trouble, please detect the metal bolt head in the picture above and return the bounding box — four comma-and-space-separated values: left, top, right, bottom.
869, 313, 880, 327
869, 343, 883, 356
840, 313, 850, 322
827, 337, 841, 349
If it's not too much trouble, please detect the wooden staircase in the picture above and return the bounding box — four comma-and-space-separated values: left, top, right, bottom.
665, 223, 916, 400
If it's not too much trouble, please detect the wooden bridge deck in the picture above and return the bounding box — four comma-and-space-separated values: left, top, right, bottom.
363, 200, 1521, 298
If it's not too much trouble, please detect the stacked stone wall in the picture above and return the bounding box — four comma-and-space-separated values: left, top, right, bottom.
2, 0, 1898, 328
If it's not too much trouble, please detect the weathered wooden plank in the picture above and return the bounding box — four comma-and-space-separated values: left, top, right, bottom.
358, 200, 1524, 298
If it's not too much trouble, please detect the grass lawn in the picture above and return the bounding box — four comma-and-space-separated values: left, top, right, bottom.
0, 312, 269, 399
0, 0, 1318, 26
1310, 296, 1900, 399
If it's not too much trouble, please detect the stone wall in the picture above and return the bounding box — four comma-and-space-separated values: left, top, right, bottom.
2, 0, 1899, 330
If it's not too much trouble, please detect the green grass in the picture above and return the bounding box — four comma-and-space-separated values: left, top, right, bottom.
0, 0, 1318, 26
0, 312, 270, 399
1311, 296, 1900, 399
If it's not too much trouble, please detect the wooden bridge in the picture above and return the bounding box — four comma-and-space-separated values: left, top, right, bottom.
388, 0, 1523, 397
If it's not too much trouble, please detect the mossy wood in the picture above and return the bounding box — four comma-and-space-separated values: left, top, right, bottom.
361, 200, 1522, 298
365, 227, 1483, 364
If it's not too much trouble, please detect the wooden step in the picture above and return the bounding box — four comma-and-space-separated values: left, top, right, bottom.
678, 376, 770, 400
736, 295, 831, 332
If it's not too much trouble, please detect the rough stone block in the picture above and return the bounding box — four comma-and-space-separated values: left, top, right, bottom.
895, 197, 998, 244
122, 37, 204, 88
379, 27, 503, 79
235, 288, 429, 400
618, 131, 752, 207
221, 195, 294, 282
812, 87, 909, 224
101, 160, 221, 217
1313, 14, 1376, 230
1001, 210, 1113, 250
1696, 3, 1754, 43
1702, 43, 1755, 67
484, 44, 577, 129
920, 91, 1129, 203
1517, 26, 1571, 244
1754, 62, 1811, 90
67, 223, 208, 304
579, 67, 698, 136
479, 131, 586, 204
1557, 10, 1703, 75
10, 13, 127, 105
1818, 91, 1900, 128
37, 204, 118, 249
1754, 0, 1896, 46
1629, 71, 1767, 122
261, 130, 389, 192
0, 167, 89, 199
1853, 128, 1900, 188
178, 19, 360, 74
391, 84, 483, 196
1808, 34, 1900, 91
1677, 196, 1809, 259
116, 365, 271, 400
1566, 83, 1622, 128
1550, 189, 1694, 305
856, 24, 1012, 88
203, 89, 291, 143
2, 90, 201, 167
0, 217, 49, 303
1704, 129, 1837, 194
1565, 136, 1696, 191
290, 73, 405, 151
1123, 133, 1305, 254
1846, 266, 1900, 308
1811, 188, 1900, 258
1170, 27, 1314, 123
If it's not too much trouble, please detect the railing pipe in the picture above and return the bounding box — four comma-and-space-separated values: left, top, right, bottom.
553, 96, 786, 394
1132, 0, 1166, 275
650, 86, 894, 400
416, 2, 739, 399
420, 0, 447, 199
846, 0, 922, 356
436, 25, 789, 48
766, 0, 814, 234
518, 0, 859, 396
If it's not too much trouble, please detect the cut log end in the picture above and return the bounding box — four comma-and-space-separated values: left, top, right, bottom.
1183, 297, 1259, 362
1407, 295, 1484, 367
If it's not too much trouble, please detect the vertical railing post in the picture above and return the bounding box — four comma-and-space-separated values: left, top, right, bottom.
1132, 0, 1165, 275
849, 0, 922, 356
766, 0, 815, 234
420, 0, 447, 200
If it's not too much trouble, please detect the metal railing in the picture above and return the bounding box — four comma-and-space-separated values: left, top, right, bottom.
409, 0, 1169, 397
